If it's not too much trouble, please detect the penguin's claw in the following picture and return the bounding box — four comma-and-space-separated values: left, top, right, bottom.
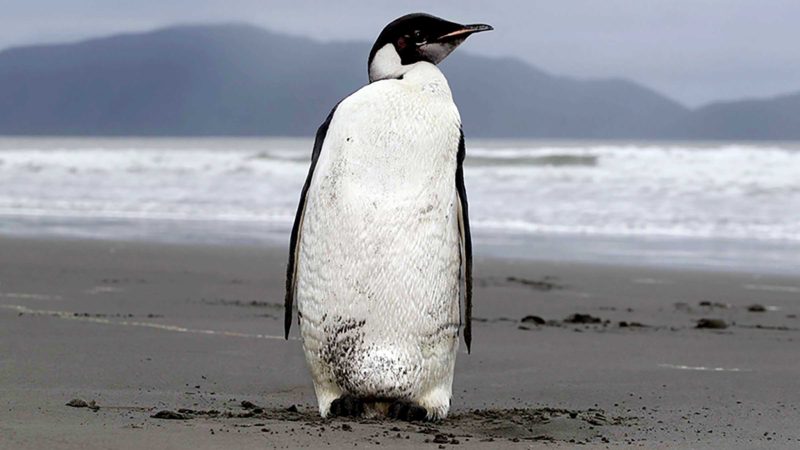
387, 400, 428, 422
328, 395, 364, 418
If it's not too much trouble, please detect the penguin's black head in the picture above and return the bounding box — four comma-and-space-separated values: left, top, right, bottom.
368, 13, 493, 82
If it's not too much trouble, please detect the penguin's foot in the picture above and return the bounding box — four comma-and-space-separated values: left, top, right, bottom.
328, 394, 365, 418
387, 400, 428, 422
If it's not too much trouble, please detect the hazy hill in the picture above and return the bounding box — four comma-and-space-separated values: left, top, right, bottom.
0, 24, 797, 139
0, 25, 363, 136
667, 93, 800, 140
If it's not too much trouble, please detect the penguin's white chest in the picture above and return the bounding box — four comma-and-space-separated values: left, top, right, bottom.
295, 65, 463, 408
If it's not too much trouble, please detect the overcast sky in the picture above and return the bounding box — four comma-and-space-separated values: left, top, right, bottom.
2, 0, 798, 107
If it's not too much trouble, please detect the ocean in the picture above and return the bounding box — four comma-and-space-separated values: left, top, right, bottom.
1, 137, 798, 274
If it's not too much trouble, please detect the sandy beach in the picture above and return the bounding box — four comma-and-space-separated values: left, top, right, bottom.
1, 236, 799, 449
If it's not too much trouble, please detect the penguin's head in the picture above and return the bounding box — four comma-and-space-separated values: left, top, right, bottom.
368, 13, 493, 82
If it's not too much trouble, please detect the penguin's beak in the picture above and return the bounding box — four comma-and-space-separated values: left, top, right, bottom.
435, 24, 494, 42
419, 22, 493, 65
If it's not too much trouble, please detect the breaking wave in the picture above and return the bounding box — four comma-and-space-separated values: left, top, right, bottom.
1, 138, 799, 243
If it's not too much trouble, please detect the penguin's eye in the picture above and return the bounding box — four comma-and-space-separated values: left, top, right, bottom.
412, 30, 426, 45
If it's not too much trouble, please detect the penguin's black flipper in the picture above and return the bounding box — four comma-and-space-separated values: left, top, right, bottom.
456, 128, 473, 353
284, 104, 339, 339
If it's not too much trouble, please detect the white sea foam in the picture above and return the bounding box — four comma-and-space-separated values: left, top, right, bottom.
658, 363, 749, 372
1, 138, 799, 246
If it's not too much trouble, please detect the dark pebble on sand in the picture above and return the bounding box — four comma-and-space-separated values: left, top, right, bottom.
564, 313, 602, 324
699, 301, 728, 308
341, 424, 352, 432
696, 318, 728, 329
521, 315, 546, 325
66, 398, 88, 408
747, 304, 767, 312
286, 404, 298, 413
433, 434, 450, 444
240, 400, 257, 409
151, 410, 191, 420
66, 398, 99, 411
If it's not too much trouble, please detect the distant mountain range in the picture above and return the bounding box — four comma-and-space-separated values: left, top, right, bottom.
1, 24, 798, 140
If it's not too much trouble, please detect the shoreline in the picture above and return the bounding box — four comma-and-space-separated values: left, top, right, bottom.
2, 235, 799, 448
2, 217, 799, 277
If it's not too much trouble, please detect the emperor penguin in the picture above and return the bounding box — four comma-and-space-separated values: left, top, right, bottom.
284, 13, 492, 421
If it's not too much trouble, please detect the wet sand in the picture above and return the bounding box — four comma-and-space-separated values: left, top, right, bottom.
1, 236, 799, 449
